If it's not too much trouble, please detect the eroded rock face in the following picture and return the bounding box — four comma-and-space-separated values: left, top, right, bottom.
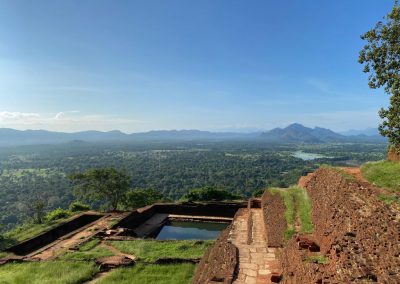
280, 168, 400, 283
388, 147, 400, 161
261, 191, 286, 247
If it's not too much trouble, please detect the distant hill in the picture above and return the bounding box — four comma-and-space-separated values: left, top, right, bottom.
0, 124, 386, 147
340, 128, 379, 136
260, 124, 386, 143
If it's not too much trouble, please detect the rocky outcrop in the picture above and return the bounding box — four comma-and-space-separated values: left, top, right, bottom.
280, 168, 400, 283
261, 190, 286, 247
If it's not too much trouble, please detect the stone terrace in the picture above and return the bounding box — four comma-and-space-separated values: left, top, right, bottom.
230, 208, 281, 284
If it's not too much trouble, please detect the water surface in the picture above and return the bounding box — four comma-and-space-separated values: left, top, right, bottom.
292, 150, 327, 161
156, 221, 228, 240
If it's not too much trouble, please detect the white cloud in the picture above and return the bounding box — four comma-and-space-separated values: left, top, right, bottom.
0, 111, 145, 133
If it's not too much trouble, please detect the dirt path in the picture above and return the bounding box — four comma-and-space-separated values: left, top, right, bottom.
31, 212, 128, 260
231, 208, 280, 284
340, 167, 368, 183
85, 242, 136, 284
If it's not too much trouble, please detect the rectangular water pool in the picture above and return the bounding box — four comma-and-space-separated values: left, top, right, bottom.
155, 220, 229, 240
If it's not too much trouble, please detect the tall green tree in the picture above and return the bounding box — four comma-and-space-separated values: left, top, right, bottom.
70, 168, 131, 210
359, 1, 400, 151
121, 188, 164, 210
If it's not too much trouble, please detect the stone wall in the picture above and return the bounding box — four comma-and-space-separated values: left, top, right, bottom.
280, 168, 400, 283
114, 202, 246, 230
192, 224, 238, 284
261, 190, 286, 247
6, 213, 103, 255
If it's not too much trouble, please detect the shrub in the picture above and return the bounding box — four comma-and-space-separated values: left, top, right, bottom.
45, 208, 72, 222
69, 202, 91, 212
121, 189, 164, 210
182, 186, 242, 202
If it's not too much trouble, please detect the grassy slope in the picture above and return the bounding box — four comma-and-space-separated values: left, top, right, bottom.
361, 161, 400, 193
0, 220, 65, 251
58, 239, 114, 261
97, 263, 196, 284
107, 239, 213, 262
269, 186, 313, 239
0, 261, 98, 284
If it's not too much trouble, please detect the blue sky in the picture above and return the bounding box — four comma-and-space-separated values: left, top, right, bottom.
0, 0, 394, 132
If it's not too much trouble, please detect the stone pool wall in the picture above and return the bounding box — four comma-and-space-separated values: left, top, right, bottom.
6, 213, 104, 255
114, 202, 246, 230
192, 224, 238, 284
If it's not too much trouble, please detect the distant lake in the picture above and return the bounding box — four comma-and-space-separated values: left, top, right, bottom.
292, 151, 327, 161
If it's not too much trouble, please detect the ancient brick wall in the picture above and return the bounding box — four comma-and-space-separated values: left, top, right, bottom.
6, 213, 103, 255
280, 168, 400, 283
192, 224, 238, 284
261, 190, 286, 247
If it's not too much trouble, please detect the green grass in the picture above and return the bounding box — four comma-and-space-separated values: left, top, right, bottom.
269, 186, 314, 238
377, 194, 400, 205
0, 251, 9, 258
320, 165, 356, 181
361, 161, 400, 193
303, 254, 329, 265
58, 239, 114, 261
4, 218, 72, 243
96, 263, 196, 284
0, 260, 98, 284
107, 239, 212, 262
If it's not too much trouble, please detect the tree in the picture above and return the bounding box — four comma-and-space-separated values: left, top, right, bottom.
69, 168, 131, 210
32, 200, 46, 224
359, 1, 400, 151
182, 186, 242, 202
121, 188, 164, 209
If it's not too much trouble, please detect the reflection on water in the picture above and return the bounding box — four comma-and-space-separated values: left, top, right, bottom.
156, 221, 228, 240
292, 150, 327, 161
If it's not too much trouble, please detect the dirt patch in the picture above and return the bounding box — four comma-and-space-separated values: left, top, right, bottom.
280, 168, 400, 283
192, 225, 238, 284
297, 172, 315, 188
261, 190, 286, 247
96, 255, 135, 270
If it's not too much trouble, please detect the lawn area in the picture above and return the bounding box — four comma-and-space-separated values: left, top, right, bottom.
107, 239, 212, 262
361, 160, 400, 193
58, 239, 114, 261
0, 260, 98, 284
269, 186, 313, 239
96, 263, 196, 284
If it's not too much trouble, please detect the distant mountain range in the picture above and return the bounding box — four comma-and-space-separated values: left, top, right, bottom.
0, 124, 386, 147
340, 128, 380, 136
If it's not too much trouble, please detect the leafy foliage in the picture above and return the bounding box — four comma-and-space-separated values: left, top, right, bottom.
45, 208, 72, 222
121, 188, 165, 210
359, 2, 400, 149
0, 141, 387, 230
182, 186, 242, 201
70, 168, 131, 210
69, 201, 91, 212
